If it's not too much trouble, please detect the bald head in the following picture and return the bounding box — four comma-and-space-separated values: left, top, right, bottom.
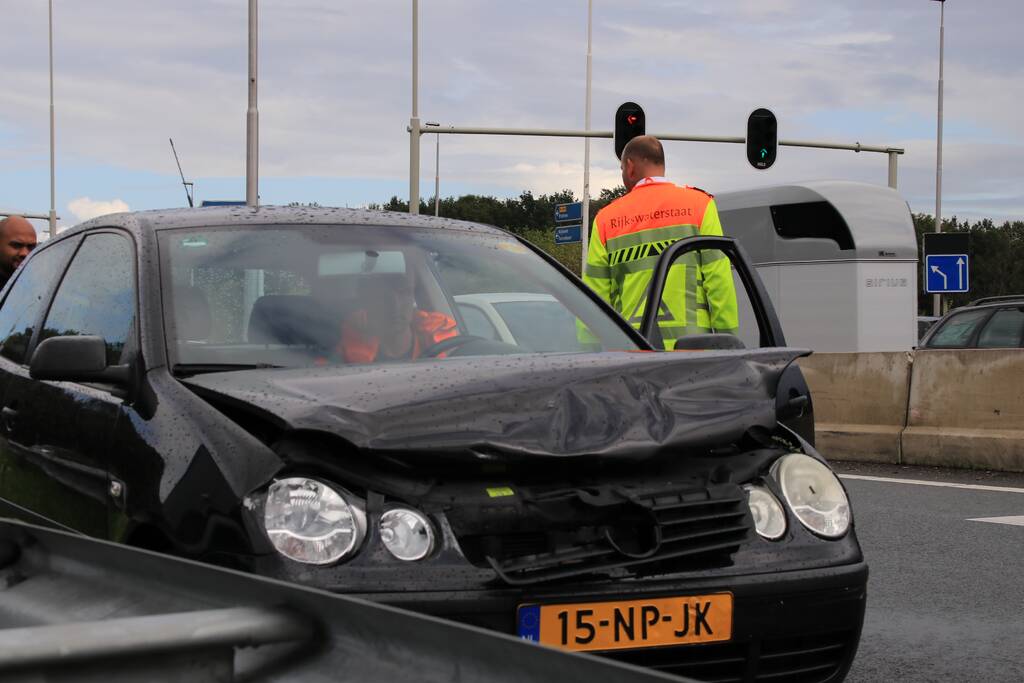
0, 216, 38, 277
620, 136, 666, 190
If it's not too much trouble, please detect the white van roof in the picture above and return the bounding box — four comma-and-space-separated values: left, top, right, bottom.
716, 181, 917, 263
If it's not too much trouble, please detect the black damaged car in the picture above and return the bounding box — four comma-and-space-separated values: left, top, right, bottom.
0, 207, 865, 682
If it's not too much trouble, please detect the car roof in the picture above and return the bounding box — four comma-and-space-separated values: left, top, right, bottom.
919, 298, 1024, 347
937, 296, 1024, 321
57, 205, 509, 240
967, 295, 1024, 307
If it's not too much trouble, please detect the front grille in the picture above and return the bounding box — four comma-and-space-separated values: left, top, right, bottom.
461, 483, 752, 585
603, 630, 856, 683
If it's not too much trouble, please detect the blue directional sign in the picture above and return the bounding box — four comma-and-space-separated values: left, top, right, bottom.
925, 254, 969, 293
554, 202, 582, 223
200, 200, 247, 207
554, 224, 582, 245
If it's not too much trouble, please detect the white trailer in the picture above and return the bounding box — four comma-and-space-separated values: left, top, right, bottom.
715, 181, 918, 353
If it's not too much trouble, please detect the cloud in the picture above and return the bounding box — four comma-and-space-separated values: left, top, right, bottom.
1, 1, 1022, 221
67, 197, 131, 223
806, 32, 894, 48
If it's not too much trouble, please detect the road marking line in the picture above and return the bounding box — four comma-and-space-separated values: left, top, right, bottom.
839, 474, 1024, 495
968, 516, 1024, 527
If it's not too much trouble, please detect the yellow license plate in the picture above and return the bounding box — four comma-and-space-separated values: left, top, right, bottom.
517, 593, 733, 653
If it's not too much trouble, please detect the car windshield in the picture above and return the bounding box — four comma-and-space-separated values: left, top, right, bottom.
158, 224, 640, 370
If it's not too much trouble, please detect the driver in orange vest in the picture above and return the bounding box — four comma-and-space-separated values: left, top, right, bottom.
337, 273, 458, 363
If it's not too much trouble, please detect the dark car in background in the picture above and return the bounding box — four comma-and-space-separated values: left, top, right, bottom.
919, 295, 1024, 349
0, 206, 864, 682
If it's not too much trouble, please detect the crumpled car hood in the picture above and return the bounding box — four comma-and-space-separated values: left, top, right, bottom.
181, 349, 808, 463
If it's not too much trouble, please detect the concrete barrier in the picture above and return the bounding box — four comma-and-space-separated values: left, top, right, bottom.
902, 349, 1024, 472
797, 352, 911, 464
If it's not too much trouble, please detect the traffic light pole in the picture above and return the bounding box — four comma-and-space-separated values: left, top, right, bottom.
408, 0, 420, 215
245, 0, 259, 208
0, 210, 60, 221
48, 0, 56, 239
581, 0, 593, 264
407, 125, 905, 196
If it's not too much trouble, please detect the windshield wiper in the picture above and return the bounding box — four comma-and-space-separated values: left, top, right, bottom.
172, 363, 284, 377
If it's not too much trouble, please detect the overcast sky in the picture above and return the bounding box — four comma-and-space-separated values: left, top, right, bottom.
2, 0, 1022, 233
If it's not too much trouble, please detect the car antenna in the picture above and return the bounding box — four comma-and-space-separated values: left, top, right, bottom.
169, 138, 195, 208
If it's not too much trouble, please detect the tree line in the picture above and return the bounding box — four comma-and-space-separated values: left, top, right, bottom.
368, 188, 627, 277
369, 192, 1024, 314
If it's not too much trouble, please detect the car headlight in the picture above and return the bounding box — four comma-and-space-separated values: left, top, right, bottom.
379, 507, 435, 561
743, 484, 786, 540
263, 477, 366, 565
771, 454, 850, 538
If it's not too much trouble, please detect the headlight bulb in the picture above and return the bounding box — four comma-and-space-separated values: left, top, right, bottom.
263, 477, 366, 565
743, 484, 786, 540
379, 508, 435, 561
772, 454, 851, 539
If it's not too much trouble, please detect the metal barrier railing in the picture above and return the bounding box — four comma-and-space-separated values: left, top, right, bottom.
0, 519, 685, 682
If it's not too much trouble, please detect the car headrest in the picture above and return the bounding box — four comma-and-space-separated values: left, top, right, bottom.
248, 294, 338, 348
173, 286, 211, 341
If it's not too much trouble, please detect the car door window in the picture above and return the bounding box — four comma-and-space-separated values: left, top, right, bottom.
977, 308, 1024, 348
0, 240, 76, 364
926, 309, 990, 348
40, 233, 136, 366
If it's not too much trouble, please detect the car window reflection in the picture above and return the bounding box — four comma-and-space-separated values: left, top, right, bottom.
160, 225, 639, 371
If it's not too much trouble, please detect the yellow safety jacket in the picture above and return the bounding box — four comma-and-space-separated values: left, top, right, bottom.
582, 178, 738, 349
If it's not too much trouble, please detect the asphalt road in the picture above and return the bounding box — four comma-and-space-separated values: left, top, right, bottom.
833, 462, 1024, 683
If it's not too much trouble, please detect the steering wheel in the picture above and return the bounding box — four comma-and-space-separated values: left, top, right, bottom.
419, 335, 487, 358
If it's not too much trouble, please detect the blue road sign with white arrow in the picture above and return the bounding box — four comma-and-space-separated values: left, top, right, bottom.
554, 224, 582, 244
925, 254, 969, 293
554, 202, 582, 223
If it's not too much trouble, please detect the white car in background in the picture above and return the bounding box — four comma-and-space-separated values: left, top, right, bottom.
453, 292, 581, 352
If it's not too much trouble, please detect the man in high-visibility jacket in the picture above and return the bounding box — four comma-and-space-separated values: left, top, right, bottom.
583, 136, 738, 349
337, 274, 458, 363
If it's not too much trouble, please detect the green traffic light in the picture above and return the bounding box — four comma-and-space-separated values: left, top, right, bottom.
760, 148, 767, 159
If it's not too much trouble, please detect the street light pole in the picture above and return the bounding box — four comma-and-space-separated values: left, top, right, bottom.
48, 0, 56, 238
409, 0, 421, 215
580, 0, 593, 265
931, 0, 946, 315
246, 0, 259, 207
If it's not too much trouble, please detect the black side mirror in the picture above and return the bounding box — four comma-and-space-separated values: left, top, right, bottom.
29, 336, 132, 386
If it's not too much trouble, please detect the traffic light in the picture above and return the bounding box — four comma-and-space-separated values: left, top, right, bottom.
614, 102, 646, 159
746, 108, 777, 170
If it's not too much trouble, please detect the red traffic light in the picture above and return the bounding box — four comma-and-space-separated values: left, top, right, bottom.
614, 102, 646, 159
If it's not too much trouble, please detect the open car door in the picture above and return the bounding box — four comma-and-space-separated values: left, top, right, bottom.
639, 235, 815, 446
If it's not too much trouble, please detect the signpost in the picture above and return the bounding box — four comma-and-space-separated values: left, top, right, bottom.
554, 202, 582, 245
200, 200, 248, 207
555, 224, 582, 245
923, 232, 970, 295
554, 202, 582, 223
925, 254, 968, 293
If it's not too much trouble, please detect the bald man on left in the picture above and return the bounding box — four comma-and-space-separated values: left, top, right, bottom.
0, 216, 38, 290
